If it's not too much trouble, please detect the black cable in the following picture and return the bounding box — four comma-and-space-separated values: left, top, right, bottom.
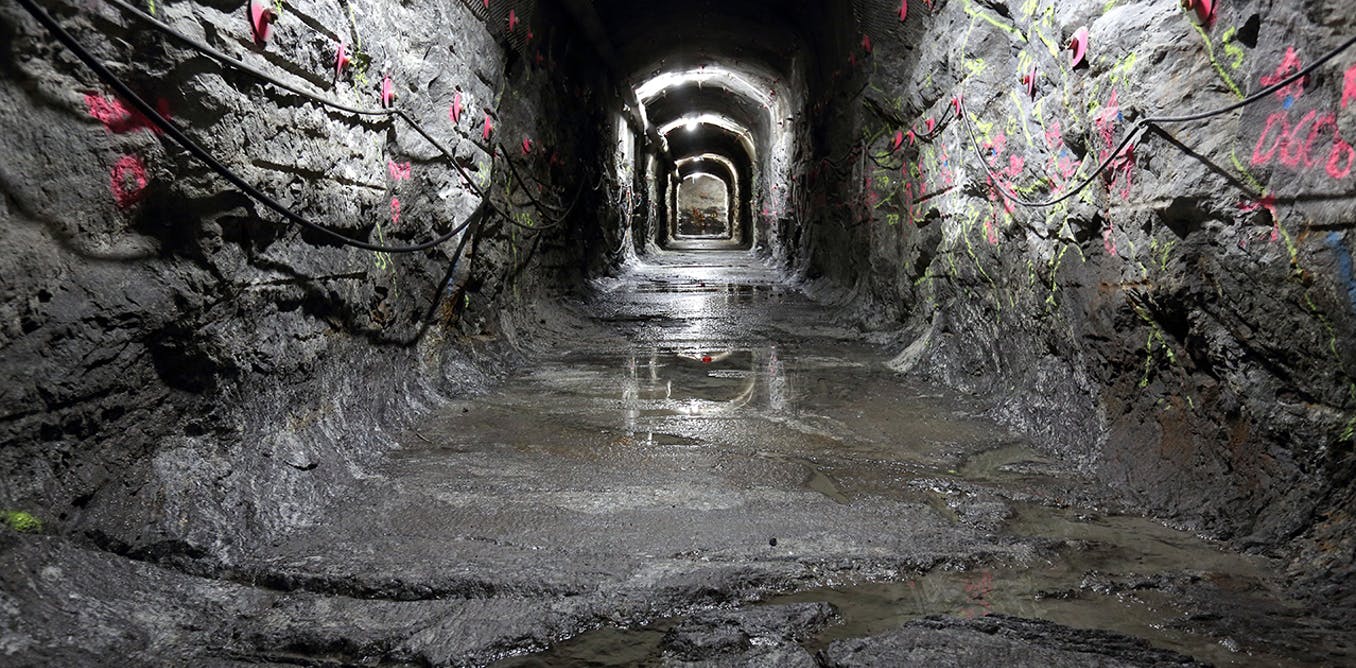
106, 0, 585, 232
18, 0, 478, 253
102, 0, 498, 205
958, 33, 1356, 209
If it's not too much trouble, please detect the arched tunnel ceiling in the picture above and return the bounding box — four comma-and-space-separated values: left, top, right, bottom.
660, 116, 757, 162
665, 129, 754, 175
644, 86, 770, 145
676, 156, 736, 186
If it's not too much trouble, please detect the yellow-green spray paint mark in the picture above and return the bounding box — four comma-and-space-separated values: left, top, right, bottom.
1191, 22, 1244, 99
2, 510, 41, 533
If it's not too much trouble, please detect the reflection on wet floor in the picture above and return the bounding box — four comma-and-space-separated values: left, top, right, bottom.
620, 347, 791, 439
423, 252, 1352, 667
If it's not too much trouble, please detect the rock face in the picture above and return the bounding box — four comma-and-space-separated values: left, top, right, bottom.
819, 614, 1206, 667
0, 0, 603, 560
787, 0, 1356, 608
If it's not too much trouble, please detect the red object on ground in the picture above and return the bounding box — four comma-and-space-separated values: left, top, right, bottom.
702, 355, 713, 364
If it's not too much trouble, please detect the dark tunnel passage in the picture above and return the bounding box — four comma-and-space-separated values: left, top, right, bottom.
2, 0, 1356, 664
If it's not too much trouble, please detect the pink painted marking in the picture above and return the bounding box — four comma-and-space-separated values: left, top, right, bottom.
1240, 194, 1280, 242
891, 130, 904, 152
1329, 136, 1355, 179
1260, 47, 1307, 103
380, 75, 396, 108
899, 0, 907, 22
1252, 111, 1289, 166
522, 137, 533, 155
1103, 225, 1119, 256
509, 9, 519, 31
483, 113, 494, 141
390, 197, 402, 226
387, 160, 412, 182
86, 94, 168, 134
110, 154, 149, 209
451, 92, 463, 125
861, 34, 873, 53
1044, 121, 1063, 148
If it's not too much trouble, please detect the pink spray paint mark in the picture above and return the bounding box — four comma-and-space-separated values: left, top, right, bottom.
906, 129, 917, 146
891, 130, 904, 153
85, 94, 171, 134
1043, 121, 1063, 148
1341, 64, 1356, 110
508, 9, 519, 31
1328, 136, 1355, 180
1069, 27, 1089, 68
1103, 225, 1119, 256
335, 42, 350, 77
925, 118, 936, 134
862, 34, 873, 54
483, 113, 493, 141
1240, 194, 1280, 242
380, 75, 396, 108
390, 197, 402, 226
899, 0, 907, 22
1260, 47, 1307, 105
387, 160, 411, 182
950, 95, 962, 117
110, 154, 149, 209
522, 137, 533, 155
249, 1, 275, 45
451, 92, 463, 125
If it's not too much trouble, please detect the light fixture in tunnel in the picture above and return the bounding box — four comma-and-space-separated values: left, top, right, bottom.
686, 118, 698, 132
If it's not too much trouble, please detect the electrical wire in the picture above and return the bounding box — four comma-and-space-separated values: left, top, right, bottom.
24, 0, 580, 253
102, 0, 496, 205
957, 33, 1356, 209
16, 0, 480, 253
103, 0, 582, 231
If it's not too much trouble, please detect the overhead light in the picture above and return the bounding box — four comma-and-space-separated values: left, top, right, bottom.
686, 118, 698, 132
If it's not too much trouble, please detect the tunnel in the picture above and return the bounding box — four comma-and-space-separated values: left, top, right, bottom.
2, 0, 1355, 664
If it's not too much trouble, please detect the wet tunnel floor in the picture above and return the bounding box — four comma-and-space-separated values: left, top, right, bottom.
6, 251, 1352, 666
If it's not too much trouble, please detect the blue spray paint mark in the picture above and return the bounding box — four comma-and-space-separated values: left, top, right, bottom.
1329, 232, 1356, 311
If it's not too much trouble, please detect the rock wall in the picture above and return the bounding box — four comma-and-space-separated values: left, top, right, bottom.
0, 0, 601, 561
794, 0, 1356, 607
